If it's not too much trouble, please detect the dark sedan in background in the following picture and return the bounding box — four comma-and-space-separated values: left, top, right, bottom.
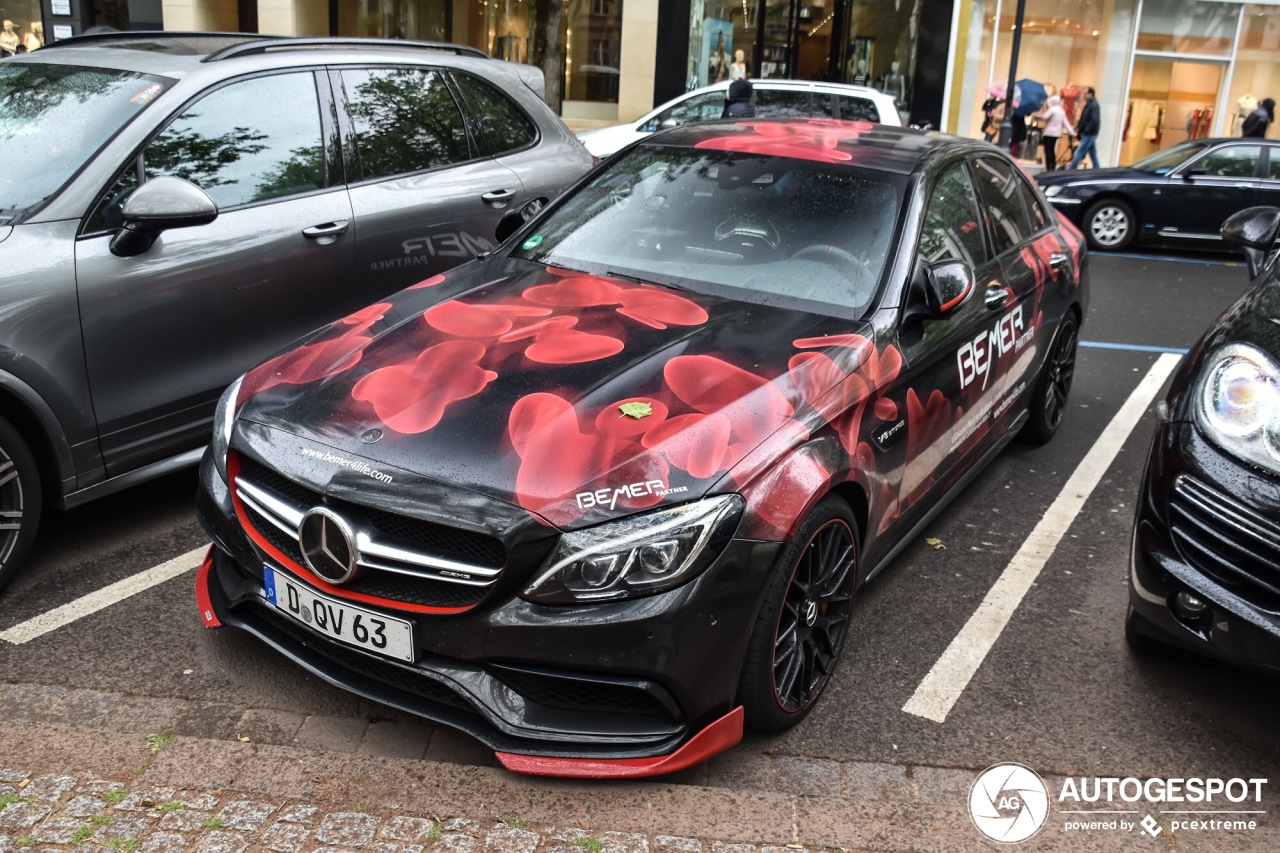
1037, 138, 1280, 251
1127, 206, 1280, 669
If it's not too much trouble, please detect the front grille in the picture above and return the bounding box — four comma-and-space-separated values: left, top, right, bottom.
1169, 474, 1280, 612
234, 454, 506, 610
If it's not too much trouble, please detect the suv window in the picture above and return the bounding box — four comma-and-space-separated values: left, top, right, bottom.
452, 72, 537, 155
970, 157, 1033, 255
919, 165, 986, 267
645, 91, 725, 131
340, 67, 472, 181
144, 72, 325, 209
1195, 145, 1261, 178
754, 89, 812, 118
836, 95, 880, 122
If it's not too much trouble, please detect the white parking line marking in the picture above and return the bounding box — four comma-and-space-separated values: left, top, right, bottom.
0, 546, 206, 645
902, 353, 1182, 723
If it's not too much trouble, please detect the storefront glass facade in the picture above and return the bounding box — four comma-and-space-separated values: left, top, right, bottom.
0, 0, 43, 55
953, 0, 1278, 169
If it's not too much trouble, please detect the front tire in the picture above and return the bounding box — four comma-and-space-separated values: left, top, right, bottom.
737, 495, 858, 733
0, 416, 41, 594
1022, 316, 1078, 445
1083, 198, 1136, 251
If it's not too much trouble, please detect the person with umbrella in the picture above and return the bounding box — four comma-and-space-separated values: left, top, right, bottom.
1010, 79, 1048, 159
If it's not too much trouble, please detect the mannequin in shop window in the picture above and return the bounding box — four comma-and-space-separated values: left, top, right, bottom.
24, 21, 40, 51
852, 59, 870, 87
729, 49, 747, 81
1, 20, 18, 56
883, 60, 907, 106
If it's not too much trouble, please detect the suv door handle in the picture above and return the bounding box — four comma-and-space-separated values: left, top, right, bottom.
985, 285, 1008, 310
1049, 252, 1069, 268
481, 189, 516, 207
301, 220, 350, 240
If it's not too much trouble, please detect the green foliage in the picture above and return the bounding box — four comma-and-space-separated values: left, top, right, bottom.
573, 837, 605, 853
146, 732, 173, 753
103, 789, 128, 804
202, 817, 223, 830
154, 800, 183, 813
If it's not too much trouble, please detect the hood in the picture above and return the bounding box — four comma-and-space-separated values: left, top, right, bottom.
576, 124, 642, 158
236, 259, 874, 529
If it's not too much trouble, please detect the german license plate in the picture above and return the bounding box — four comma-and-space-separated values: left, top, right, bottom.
264, 566, 414, 663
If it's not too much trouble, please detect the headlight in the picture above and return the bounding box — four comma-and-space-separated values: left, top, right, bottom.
212, 375, 245, 483
1193, 343, 1280, 472
521, 494, 745, 604
1044, 185, 1063, 197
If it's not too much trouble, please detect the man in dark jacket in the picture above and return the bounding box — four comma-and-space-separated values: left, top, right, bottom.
723, 79, 756, 118
1067, 87, 1101, 169
1242, 98, 1275, 139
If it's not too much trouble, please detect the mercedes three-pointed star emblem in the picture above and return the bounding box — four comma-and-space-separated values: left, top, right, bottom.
298, 507, 358, 584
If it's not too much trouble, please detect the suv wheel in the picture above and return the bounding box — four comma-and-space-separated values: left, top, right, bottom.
0, 416, 41, 593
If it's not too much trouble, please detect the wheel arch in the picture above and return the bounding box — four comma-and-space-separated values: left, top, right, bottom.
0, 373, 77, 505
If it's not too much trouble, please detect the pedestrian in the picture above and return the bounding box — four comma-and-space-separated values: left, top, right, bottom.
1068, 87, 1101, 169
1242, 97, 1275, 139
980, 94, 1004, 143
723, 78, 756, 118
1010, 114, 1026, 158
1032, 94, 1074, 171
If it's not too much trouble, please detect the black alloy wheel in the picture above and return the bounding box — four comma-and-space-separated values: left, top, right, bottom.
0, 415, 41, 593
738, 495, 858, 732
1023, 316, 1078, 444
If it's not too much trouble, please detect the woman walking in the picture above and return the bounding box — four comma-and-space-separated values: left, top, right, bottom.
1033, 95, 1074, 171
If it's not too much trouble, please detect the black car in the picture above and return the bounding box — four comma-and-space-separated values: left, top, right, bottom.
1127, 206, 1280, 668
1036, 138, 1280, 252
196, 120, 1089, 777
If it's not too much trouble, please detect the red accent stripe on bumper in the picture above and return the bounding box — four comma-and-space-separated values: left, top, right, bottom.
495, 706, 744, 779
195, 545, 222, 628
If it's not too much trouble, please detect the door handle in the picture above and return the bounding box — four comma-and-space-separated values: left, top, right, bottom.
985, 285, 1008, 310
1049, 252, 1069, 268
301, 220, 350, 239
481, 189, 517, 207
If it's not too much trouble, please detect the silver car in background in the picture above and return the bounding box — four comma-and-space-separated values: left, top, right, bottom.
0, 32, 594, 591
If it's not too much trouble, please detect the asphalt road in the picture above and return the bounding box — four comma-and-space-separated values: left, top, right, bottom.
1, 249, 1274, 796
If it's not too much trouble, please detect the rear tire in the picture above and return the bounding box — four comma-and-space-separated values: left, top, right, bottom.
737, 495, 858, 733
1083, 198, 1136, 251
1021, 316, 1078, 445
0, 416, 41, 594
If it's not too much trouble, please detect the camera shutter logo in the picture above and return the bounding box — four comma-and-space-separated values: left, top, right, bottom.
969, 763, 1050, 843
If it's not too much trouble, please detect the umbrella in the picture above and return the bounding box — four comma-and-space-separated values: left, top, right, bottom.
1012, 79, 1048, 116
986, 82, 1007, 99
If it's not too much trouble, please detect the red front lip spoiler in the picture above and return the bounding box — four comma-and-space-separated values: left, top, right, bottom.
495, 706, 744, 779
196, 545, 222, 628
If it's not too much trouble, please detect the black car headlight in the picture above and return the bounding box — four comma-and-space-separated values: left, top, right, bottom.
212, 375, 244, 483
1193, 343, 1280, 473
522, 494, 745, 604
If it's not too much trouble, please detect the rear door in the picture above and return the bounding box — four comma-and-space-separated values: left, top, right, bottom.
75, 69, 360, 475
1159, 143, 1262, 239
334, 66, 525, 292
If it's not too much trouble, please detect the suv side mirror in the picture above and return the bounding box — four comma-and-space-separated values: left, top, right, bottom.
925, 259, 975, 314
110, 176, 218, 258
1221, 206, 1280, 279
495, 197, 550, 245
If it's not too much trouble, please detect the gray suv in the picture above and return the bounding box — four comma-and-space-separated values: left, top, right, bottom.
0, 32, 594, 590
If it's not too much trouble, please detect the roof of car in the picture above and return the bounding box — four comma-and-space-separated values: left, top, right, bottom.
639, 119, 976, 175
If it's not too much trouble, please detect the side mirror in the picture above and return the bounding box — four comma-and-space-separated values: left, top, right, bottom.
495, 197, 550, 245
1221, 206, 1280, 280
660, 118, 679, 129
1181, 166, 1207, 181
109, 176, 217, 257
925, 259, 974, 314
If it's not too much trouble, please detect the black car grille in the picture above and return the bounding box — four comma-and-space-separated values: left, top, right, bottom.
1169, 474, 1280, 612
234, 454, 506, 610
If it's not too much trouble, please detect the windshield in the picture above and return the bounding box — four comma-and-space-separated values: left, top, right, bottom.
511, 145, 905, 317
0, 63, 171, 212
1131, 141, 1208, 174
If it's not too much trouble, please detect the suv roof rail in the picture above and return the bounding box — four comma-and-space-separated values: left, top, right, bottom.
204, 37, 489, 62
37, 30, 276, 53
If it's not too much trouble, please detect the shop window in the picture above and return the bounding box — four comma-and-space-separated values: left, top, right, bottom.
1136, 0, 1237, 56
567, 0, 622, 103
0, 5, 42, 56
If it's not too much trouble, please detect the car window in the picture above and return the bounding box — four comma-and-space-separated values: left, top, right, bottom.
754, 89, 813, 118
1268, 148, 1280, 181
339, 67, 472, 181
451, 72, 537, 155
1016, 177, 1048, 232
644, 92, 725, 131
970, 157, 1033, 255
919, 165, 986, 267
143, 72, 325, 210
1194, 145, 1261, 178
836, 95, 880, 123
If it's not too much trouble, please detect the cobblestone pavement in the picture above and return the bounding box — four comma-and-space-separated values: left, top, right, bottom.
0, 681, 1271, 853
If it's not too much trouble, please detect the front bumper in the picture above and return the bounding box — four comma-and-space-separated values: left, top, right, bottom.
196, 447, 781, 775
1128, 421, 1280, 672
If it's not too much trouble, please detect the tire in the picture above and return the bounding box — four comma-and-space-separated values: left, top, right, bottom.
1124, 605, 1171, 656
1083, 198, 1136, 251
737, 495, 859, 733
1021, 316, 1078, 445
0, 415, 40, 594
